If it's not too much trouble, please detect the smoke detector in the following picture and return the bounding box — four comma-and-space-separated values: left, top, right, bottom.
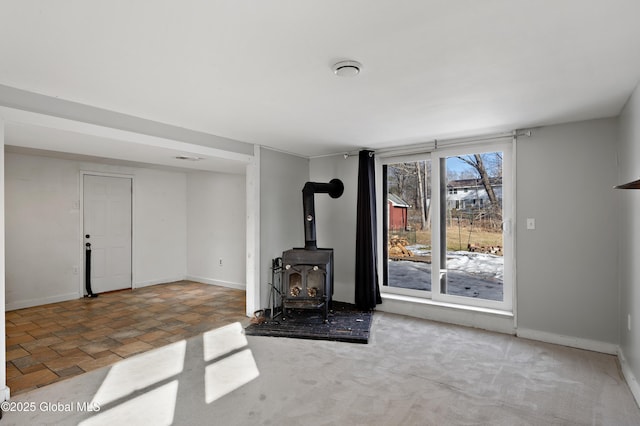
332, 60, 362, 77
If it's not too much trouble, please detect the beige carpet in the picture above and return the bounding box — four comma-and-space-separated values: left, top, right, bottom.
3, 312, 639, 425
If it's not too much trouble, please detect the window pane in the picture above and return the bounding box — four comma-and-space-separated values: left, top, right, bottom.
440, 153, 504, 301
384, 160, 432, 291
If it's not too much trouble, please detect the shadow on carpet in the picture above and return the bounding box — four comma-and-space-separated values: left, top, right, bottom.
244, 302, 372, 344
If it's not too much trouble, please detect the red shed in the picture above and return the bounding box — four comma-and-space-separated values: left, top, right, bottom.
387, 193, 410, 230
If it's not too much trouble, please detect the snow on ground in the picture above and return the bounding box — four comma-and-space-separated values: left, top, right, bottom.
407, 245, 503, 281
387, 245, 504, 301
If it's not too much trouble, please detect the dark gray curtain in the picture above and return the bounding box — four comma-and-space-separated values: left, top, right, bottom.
355, 150, 382, 310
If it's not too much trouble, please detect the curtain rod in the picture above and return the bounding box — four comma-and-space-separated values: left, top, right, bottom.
375, 129, 532, 158
314, 129, 532, 160
342, 151, 374, 159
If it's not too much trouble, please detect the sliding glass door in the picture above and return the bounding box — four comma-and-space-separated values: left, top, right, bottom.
382, 142, 513, 311
383, 157, 433, 294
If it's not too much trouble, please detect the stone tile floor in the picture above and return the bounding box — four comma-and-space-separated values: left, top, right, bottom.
5, 281, 246, 395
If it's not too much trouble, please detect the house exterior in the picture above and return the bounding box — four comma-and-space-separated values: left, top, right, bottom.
387, 193, 410, 230
446, 177, 502, 211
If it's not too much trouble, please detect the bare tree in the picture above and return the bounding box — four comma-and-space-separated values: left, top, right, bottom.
423, 160, 431, 230
388, 164, 417, 199
415, 162, 426, 230
456, 154, 499, 207
387, 161, 433, 230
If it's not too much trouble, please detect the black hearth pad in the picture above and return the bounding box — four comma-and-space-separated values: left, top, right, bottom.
244, 302, 372, 344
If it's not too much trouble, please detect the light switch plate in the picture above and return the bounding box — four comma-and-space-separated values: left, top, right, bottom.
526, 218, 536, 230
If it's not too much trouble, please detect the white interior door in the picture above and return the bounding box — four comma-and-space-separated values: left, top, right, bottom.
83, 174, 132, 293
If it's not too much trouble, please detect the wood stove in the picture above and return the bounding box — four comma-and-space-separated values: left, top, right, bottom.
281, 179, 343, 321
282, 248, 333, 319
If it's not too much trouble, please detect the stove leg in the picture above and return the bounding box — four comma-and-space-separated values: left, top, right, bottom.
323, 297, 329, 323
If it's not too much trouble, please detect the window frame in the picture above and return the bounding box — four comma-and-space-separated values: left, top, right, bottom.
380, 152, 433, 300
378, 141, 514, 313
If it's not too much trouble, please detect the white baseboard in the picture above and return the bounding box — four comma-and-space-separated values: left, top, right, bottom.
516, 328, 618, 355
5, 292, 80, 311
134, 276, 186, 289
185, 275, 246, 290
618, 347, 640, 408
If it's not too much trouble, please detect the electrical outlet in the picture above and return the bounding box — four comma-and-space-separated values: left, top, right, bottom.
219, 258, 223, 267
72, 266, 79, 275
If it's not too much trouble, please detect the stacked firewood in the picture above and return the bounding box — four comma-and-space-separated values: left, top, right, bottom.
388, 236, 414, 257
467, 243, 502, 255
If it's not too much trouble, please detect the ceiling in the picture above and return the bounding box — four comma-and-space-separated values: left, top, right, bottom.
1, 1, 640, 161
4, 122, 251, 174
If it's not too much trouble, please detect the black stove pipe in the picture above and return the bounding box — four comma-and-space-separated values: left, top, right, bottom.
302, 179, 344, 250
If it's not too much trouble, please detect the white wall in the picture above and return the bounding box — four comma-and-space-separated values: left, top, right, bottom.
259, 148, 308, 308
618, 83, 640, 399
309, 154, 359, 303
4, 152, 189, 309
5, 153, 84, 308
516, 118, 619, 347
187, 171, 246, 289
133, 167, 188, 287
